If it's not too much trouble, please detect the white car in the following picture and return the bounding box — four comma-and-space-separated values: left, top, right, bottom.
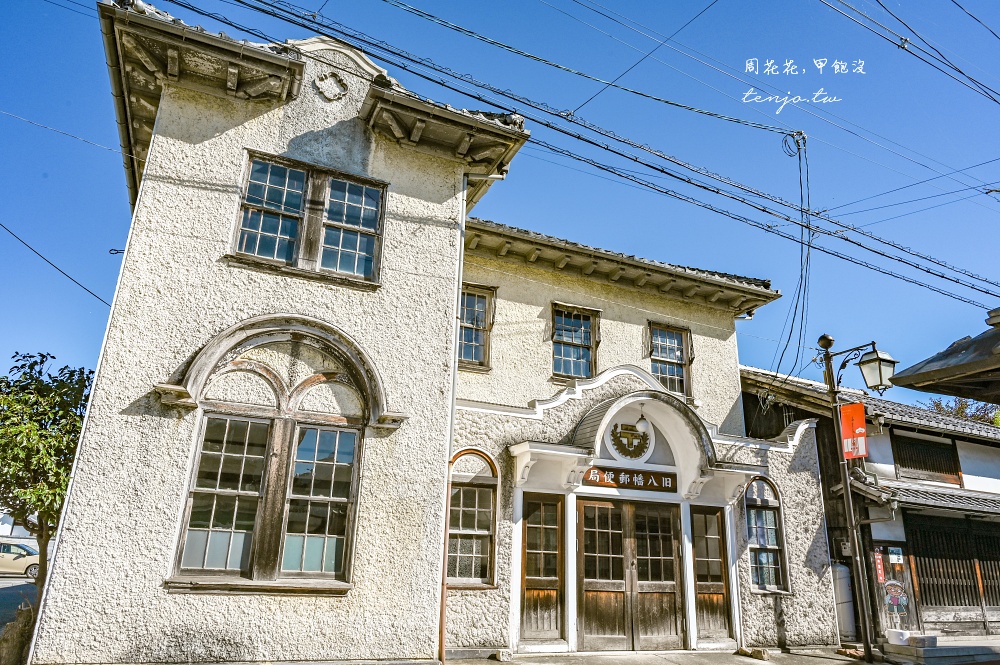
0, 542, 40, 579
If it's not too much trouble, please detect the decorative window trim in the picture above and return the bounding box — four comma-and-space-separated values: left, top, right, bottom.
232, 151, 388, 287
646, 321, 693, 397
458, 283, 497, 372
447, 449, 499, 586
550, 302, 600, 381
743, 477, 790, 592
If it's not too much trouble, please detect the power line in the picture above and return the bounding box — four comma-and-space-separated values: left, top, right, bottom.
333, 0, 1000, 291
158, 0, 997, 307
0, 110, 140, 160
559, 0, 1000, 204
372, 0, 787, 134
0, 221, 111, 307
950, 0, 1000, 43
572, 0, 719, 113
38, 0, 97, 18
837, 180, 1000, 216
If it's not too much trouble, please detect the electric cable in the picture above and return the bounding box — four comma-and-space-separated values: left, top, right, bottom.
0, 221, 111, 307
156, 0, 997, 307
950, 0, 1000, 43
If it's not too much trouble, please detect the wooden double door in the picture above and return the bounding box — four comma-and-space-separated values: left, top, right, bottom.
577, 500, 685, 651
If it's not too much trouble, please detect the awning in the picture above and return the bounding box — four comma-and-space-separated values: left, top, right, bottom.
880, 479, 1000, 516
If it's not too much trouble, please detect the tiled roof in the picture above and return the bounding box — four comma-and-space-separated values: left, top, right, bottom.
881, 480, 1000, 515
470, 218, 775, 292
740, 365, 1000, 442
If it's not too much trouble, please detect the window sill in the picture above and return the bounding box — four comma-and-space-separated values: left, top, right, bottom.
549, 374, 591, 385
447, 580, 497, 590
458, 362, 492, 374
222, 254, 381, 292
749, 586, 792, 596
163, 575, 354, 595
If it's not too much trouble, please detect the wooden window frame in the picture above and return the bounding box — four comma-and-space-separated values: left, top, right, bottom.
447, 450, 499, 588
646, 322, 692, 397
550, 302, 600, 381
458, 283, 497, 373
171, 411, 363, 593
889, 429, 963, 486
229, 152, 388, 287
744, 478, 789, 592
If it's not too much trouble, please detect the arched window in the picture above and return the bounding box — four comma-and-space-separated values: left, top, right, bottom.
174, 335, 370, 586
447, 450, 498, 585
744, 478, 787, 590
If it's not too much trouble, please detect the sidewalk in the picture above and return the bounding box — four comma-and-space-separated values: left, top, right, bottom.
451, 650, 856, 665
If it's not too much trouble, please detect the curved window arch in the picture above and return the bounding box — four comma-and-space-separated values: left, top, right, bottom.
447, 450, 498, 585
744, 477, 787, 590
175, 332, 370, 586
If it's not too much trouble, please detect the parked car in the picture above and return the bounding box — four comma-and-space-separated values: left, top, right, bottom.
0, 542, 39, 578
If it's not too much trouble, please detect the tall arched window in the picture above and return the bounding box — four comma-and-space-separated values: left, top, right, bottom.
174, 335, 370, 586
447, 450, 498, 585
744, 478, 787, 590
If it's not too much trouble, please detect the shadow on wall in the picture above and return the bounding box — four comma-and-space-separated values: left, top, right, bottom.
157, 90, 278, 146
285, 119, 372, 178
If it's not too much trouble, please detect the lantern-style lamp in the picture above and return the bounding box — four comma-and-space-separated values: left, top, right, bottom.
635, 405, 651, 434
857, 348, 898, 394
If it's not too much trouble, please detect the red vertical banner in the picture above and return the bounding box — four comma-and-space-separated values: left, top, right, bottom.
840, 402, 868, 459
874, 547, 886, 584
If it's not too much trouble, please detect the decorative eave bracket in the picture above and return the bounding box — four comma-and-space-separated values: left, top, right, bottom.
508, 441, 593, 489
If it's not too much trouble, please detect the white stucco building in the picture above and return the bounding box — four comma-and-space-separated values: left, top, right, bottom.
30, 2, 841, 662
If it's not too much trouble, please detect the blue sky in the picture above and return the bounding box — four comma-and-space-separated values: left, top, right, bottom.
2, 0, 998, 401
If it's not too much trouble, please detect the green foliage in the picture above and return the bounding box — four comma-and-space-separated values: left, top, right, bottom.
0, 353, 92, 539
920, 396, 1000, 427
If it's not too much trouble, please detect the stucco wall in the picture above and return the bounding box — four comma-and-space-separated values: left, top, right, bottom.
958, 440, 1000, 493
458, 254, 747, 436
32, 48, 462, 664
721, 427, 840, 648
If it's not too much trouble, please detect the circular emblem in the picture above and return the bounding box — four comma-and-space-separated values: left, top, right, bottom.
609, 422, 651, 460
314, 71, 348, 102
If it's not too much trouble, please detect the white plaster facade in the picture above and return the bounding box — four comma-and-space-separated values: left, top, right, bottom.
31, 4, 840, 663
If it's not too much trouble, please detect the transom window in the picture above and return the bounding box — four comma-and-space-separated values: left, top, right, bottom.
236, 156, 386, 283
447, 451, 498, 585
744, 478, 786, 589
650, 325, 689, 395
892, 431, 961, 485
552, 305, 599, 379
458, 285, 495, 369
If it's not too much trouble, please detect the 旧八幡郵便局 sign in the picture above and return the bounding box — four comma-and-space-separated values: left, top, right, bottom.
840, 402, 868, 459
582, 466, 677, 492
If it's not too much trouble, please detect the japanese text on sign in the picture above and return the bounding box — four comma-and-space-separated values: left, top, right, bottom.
840, 402, 868, 460
582, 466, 677, 493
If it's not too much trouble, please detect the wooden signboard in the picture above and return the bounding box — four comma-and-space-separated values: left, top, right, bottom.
582, 466, 677, 493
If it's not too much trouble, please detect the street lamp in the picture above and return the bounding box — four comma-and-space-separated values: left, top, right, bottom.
818, 334, 895, 664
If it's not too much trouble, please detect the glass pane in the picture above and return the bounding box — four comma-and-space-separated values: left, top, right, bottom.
303, 536, 324, 571
246, 422, 268, 457
286, 499, 309, 534
329, 503, 348, 536
292, 462, 314, 496
329, 179, 347, 202
297, 428, 318, 461
212, 495, 236, 529
234, 497, 258, 531
203, 418, 227, 453
325, 537, 343, 573
241, 457, 263, 492
316, 430, 337, 462
189, 493, 213, 529
282, 534, 304, 571
332, 465, 353, 499
218, 455, 243, 491
182, 530, 208, 569
313, 463, 334, 497
196, 454, 221, 489
307, 502, 329, 534
228, 532, 250, 570
337, 432, 356, 464
205, 531, 231, 569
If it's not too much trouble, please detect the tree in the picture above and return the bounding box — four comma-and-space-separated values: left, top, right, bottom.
920, 395, 1000, 427
0, 353, 92, 599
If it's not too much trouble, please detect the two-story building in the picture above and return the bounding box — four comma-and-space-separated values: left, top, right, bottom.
30, 2, 841, 663
743, 366, 1000, 649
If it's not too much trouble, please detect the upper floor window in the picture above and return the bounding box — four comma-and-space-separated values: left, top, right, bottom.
236, 156, 385, 283
458, 285, 495, 370
650, 325, 689, 395
891, 432, 961, 485
552, 304, 599, 379
744, 478, 787, 590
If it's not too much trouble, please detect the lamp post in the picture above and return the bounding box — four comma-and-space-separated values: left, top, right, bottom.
817, 334, 897, 664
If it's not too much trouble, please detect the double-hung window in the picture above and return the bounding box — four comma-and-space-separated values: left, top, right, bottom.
178, 415, 360, 585
744, 478, 787, 589
236, 155, 386, 283
447, 451, 498, 585
552, 304, 599, 379
458, 285, 495, 370
650, 325, 689, 395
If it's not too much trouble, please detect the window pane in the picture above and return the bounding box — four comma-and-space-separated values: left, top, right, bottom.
297, 428, 318, 461
303, 536, 324, 571
189, 493, 213, 529
316, 430, 337, 462
337, 432, 356, 464
282, 534, 304, 571
205, 531, 231, 569
203, 418, 227, 453
182, 530, 208, 569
